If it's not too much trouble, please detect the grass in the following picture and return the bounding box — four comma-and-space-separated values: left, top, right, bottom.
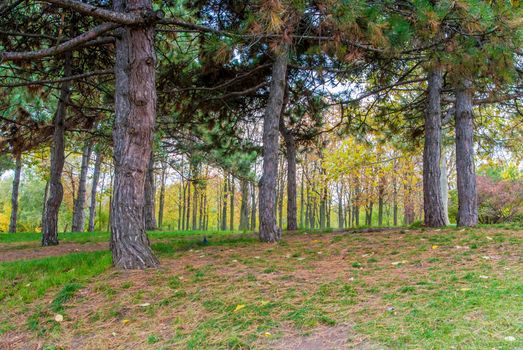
0, 229, 246, 244
0, 227, 521, 349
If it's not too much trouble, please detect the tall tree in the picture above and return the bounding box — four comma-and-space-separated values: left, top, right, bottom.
144, 151, 157, 230
109, 0, 159, 268
88, 150, 102, 232
42, 53, 72, 246
455, 80, 478, 226
72, 140, 92, 232
8, 152, 22, 233
259, 45, 288, 242
423, 67, 447, 227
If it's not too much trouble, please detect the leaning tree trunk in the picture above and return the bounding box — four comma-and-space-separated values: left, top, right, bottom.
259, 45, 288, 242
88, 150, 102, 232
455, 80, 478, 227
423, 68, 447, 227
72, 140, 92, 232
110, 0, 159, 268
8, 152, 22, 233
42, 53, 72, 246
144, 152, 157, 230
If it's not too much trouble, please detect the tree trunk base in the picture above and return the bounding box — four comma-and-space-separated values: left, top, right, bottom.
259, 226, 282, 242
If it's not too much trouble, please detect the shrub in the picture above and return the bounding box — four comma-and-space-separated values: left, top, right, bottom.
477, 176, 523, 224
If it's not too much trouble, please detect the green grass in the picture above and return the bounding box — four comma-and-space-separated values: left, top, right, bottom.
0, 227, 521, 349
0, 229, 248, 244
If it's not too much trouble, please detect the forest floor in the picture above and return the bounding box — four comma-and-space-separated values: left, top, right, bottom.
0, 227, 521, 350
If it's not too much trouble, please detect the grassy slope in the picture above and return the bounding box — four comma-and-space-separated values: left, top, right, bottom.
0, 227, 521, 349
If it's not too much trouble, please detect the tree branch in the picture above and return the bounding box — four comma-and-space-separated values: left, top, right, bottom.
1, 23, 119, 62
0, 69, 113, 88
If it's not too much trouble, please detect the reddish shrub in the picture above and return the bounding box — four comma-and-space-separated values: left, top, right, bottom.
477, 176, 523, 224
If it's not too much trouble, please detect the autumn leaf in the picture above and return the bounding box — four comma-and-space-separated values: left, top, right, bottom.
233, 304, 246, 312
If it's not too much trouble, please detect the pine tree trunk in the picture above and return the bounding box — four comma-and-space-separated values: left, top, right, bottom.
144, 152, 157, 230
229, 176, 235, 231
110, 0, 159, 268
88, 150, 102, 232
181, 180, 186, 230
299, 168, 304, 229
239, 179, 250, 231
178, 181, 182, 230
158, 162, 166, 229
259, 46, 288, 242
423, 67, 447, 227
250, 181, 256, 231
337, 183, 344, 229
280, 120, 298, 230
277, 161, 284, 229
41, 180, 49, 229
42, 53, 72, 246
378, 179, 384, 227
221, 174, 227, 230
440, 146, 450, 225
8, 152, 22, 233
192, 179, 198, 230
455, 80, 478, 227
185, 179, 191, 230
72, 140, 93, 232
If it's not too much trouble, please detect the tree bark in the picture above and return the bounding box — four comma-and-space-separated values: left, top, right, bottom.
280, 118, 298, 230
455, 80, 478, 227
8, 152, 22, 233
110, 0, 159, 268
423, 68, 447, 227
440, 146, 450, 225
250, 181, 256, 231
158, 162, 166, 229
42, 52, 72, 246
259, 45, 288, 242
88, 150, 102, 232
221, 174, 227, 230
229, 175, 235, 231
144, 151, 157, 230
72, 140, 93, 232
299, 168, 304, 229
41, 180, 49, 229
239, 179, 250, 231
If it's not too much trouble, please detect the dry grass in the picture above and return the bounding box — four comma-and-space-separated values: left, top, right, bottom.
0, 227, 521, 349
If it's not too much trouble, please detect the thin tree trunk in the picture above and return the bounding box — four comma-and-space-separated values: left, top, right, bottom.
455, 80, 478, 227
378, 179, 384, 226
178, 181, 182, 230
185, 179, 191, 230
393, 180, 398, 226
192, 178, 198, 230
337, 183, 344, 229
280, 118, 298, 230
277, 160, 284, 229
144, 152, 157, 230
250, 181, 256, 231
88, 150, 102, 232
72, 140, 93, 232
110, 0, 159, 268
239, 179, 250, 231
299, 168, 304, 229
41, 180, 49, 229
229, 176, 235, 231
158, 162, 166, 229
42, 52, 72, 246
221, 174, 227, 230
259, 45, 288, 242
9, 152, 22, 233
181, 180, 186, 230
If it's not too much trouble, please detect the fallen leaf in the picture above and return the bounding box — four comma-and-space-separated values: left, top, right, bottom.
391, 260, 408, 266
54, 314, 63, 322
504, 336, 516, 342
296, 257, 305, 261
311, 240, 320, 243
138, 303, 150, 307
233, 304, 246, 312
122, 319, 130, 324
112, 332, 117, 337
254, 256, 260, 259
260, 300, 269, 306
263, 332, 271, 337
460, 288, 471, 291
431, 245, 439, 250
486, 236, 493, 240
479, 275, 489, 279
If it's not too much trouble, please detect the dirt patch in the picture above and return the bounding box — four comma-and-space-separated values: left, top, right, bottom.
0, 242, 108, 262
266, 324, 386, 350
